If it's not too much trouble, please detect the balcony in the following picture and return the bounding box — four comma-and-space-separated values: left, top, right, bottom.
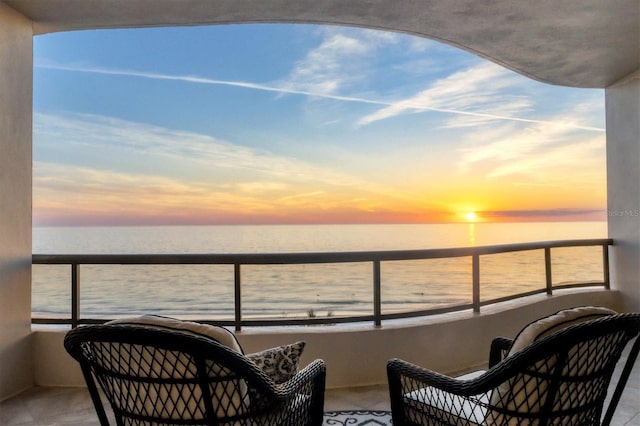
15, 237, 639, 425
1, 1, 639, 422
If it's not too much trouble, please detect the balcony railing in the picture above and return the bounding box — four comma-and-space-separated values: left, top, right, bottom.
32, 238, 613, 330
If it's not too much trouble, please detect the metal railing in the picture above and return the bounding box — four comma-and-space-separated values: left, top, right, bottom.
32, 238, 613, 329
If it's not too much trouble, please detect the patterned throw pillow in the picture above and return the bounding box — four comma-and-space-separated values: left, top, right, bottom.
247, 341, 306, 384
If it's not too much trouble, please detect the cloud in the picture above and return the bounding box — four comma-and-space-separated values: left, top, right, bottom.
278, 27, 399, 95
487, 137, 603, 180
357, 62, 521, 125
280, 32, 369, 94
482, 208, 605, 220
456, 104, 606, 182
356, 61, 604, 132
32, 161, 313, 228
34, 112, 366, 187
33, 162, 205, 211
392, 58, 447, 77
32, 160, 422, 226
33, 161, 331, 215
33, 112, 431, 224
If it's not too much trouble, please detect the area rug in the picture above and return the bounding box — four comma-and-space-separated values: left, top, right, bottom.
323, 410, 392, 425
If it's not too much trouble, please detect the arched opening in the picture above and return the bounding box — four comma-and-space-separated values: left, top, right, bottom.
32, 23, 608, 323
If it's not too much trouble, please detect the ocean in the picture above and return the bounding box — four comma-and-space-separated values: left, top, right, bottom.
32, 222, 608, 320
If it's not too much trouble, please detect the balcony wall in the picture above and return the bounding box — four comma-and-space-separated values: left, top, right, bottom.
33, 289, 621, 389
607, 74, 640, 312
0, 3, 33, 401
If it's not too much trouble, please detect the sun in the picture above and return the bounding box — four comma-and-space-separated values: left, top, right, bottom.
465, 212, 477, 222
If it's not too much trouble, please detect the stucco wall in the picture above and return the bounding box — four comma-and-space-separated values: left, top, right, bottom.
34, 290, 622, 389
0, 3, 34, 401
607, 74, 640, 312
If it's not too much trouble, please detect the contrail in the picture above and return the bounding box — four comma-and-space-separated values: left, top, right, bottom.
37, 63, 605, 132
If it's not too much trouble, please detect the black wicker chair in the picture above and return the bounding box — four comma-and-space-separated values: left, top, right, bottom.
387, 310, 640, 426
64, 324, 326, 426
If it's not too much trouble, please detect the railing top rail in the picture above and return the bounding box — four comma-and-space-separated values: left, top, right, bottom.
32, 238, 613, 265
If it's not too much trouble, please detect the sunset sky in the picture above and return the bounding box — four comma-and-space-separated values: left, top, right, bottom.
33, 24, 607, 226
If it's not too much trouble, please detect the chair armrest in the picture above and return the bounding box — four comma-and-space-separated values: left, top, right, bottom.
387, 358, 494, 426
274, 359, 326, 426
276, 359, 326, 397
489, 337, 513, 368
387, 358, 493, 397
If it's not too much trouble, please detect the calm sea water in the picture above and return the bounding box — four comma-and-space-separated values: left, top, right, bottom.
32, 222, 607, 320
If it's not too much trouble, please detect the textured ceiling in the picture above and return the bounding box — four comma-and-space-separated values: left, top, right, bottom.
4, 0, 639, 88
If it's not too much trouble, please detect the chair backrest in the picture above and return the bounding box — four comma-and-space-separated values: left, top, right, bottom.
64, 324, 282, 426
485, 313, 640, 425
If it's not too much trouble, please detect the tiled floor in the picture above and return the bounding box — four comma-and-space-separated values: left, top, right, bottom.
0, 384, 390, 425
1, 350, 638, 425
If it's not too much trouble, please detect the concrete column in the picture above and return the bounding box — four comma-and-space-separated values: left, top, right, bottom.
606, 73, 640, 312
0, 3, 33, 401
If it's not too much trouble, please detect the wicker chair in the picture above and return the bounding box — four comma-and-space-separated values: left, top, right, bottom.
64, 323, 326, 426
387, 308, 640, 426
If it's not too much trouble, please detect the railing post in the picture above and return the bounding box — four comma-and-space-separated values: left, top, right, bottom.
544, 247, 553, 295
71, 263, 80, 328
603, 243, 610, 290
472, 254, 480, 313
373, 260, 382, 327
234, 263, 242, 331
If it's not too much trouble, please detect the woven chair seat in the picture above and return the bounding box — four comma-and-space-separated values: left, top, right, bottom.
404, 371, 489, 425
